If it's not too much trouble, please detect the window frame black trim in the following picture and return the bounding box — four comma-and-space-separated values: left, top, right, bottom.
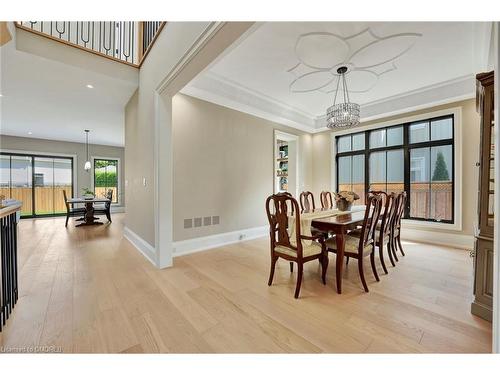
335, 114, 455, 224
93, 158, 119, 204
0, 152, 74, 219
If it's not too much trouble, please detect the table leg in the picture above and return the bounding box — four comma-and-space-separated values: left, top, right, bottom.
85, 202, 94, 224
76, 202, 102, 227
335, 230, 346, 294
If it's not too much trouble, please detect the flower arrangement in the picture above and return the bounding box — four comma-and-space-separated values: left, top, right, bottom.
82, 187, 95, 199
334, 191, 360, 211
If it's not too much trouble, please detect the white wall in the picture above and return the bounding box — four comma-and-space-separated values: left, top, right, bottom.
124, 22, 254, 267
172, 93, 312, 242
124, 22, 213, 249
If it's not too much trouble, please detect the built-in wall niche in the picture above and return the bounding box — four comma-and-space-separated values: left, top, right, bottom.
274, 131, 298, 196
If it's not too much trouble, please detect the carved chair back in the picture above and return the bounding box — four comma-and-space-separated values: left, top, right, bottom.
372, 191, 398, 240
265, 193, 303, 257
299, 191, 315, 212
393, 191, 407, 232
320, 191, 334, 209
357, 193, 383, 256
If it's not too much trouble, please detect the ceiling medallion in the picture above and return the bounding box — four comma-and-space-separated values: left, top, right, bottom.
287, 28, 422, 96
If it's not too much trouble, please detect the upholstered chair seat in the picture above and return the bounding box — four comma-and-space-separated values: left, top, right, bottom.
325, 234, 373, 254
275, 241, 322, 258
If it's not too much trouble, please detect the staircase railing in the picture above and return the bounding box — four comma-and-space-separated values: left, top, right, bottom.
15, 21, 165, 67
0, 203, 21, 333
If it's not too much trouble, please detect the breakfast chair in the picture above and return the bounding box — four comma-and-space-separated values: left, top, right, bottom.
320, 191, 334, 209
94, 189, 113, 222
390, 191, 407, 261
62, 190, 86, 227
325, 193, 383, 292
265, 193, 328, 298
369, 191, 398, 274
299, 191, 315, 211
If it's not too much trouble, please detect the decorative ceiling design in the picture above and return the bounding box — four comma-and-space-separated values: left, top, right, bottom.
287, 28, 422, 94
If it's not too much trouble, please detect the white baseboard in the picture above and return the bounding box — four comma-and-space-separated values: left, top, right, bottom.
402, 228, 474, 250
172, 225, 268, 257
123, 226, 157, 266
111, 206, 125, 213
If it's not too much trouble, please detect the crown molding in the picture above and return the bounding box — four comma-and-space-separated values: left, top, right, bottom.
181, 72, 316, 132
182, 69, 475, 135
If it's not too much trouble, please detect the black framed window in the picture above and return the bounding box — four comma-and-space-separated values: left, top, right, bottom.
335, 115, 454, 223
0, 152, 73, 218
93, 158, 118, 203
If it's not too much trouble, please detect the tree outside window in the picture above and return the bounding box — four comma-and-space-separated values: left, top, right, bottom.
94, 159, 118, 203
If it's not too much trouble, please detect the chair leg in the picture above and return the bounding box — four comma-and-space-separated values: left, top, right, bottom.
346, 256, 350, 266
65, 214, 69, 227
397, 235, 405, 256
387, 239, 396, 267
294, 263, 303, 299
392, 239, 399, 262
268, 256, 278, 286
358, 257, 369, 292
106, 211, 112, 222
370, 251, 380, 282
289, 262, 293, 273
379, 244, 388, 274
321, 253, 329, 285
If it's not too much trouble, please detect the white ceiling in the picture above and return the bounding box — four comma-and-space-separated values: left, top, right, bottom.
183, 22, 492, 132
0, 26, 138, 147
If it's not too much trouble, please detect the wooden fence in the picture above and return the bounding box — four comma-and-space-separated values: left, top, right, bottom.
338, 182, 452, 220
0, 186, 117, 216
0, 186, 71, 216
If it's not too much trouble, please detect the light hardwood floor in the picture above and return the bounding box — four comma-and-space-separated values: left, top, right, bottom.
1, 214, 492, 353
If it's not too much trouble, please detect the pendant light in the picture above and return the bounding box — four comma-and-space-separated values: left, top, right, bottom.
326, 66, 360, 129
84, 129, 91, 171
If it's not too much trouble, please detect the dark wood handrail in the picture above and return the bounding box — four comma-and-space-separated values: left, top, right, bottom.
15, 21, 166, 68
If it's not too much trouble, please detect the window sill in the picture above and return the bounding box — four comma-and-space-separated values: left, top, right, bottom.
401, 218, 461, 232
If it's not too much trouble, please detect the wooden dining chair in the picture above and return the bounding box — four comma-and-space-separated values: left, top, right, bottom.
370, 191, 398, 274
299, 191, 315, 211
320, 191, 334, 209
94, 189, 113, 222
265, 193, 328, 298
325, 193, 383, 292
62, 190, 85, 227
390, 191, 407, 262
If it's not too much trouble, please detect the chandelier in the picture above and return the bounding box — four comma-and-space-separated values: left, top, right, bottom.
84, 129, 91, 171
326, 66, 360, 129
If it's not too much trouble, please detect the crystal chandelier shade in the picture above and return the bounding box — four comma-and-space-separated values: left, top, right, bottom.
326, 66, 360, 129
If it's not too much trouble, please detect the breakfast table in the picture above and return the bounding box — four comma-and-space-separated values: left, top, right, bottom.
66, 197, 111, 226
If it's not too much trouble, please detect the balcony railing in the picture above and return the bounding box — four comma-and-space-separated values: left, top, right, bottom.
15, 21, 165, 67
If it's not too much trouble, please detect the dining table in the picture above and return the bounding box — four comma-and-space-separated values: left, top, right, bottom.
301, 207, 366, 294
66, 197, 111, 227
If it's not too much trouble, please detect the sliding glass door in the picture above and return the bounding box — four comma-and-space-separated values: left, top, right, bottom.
0, 153, 73, 217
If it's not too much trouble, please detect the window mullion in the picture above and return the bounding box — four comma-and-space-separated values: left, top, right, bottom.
403, 123, 411, 219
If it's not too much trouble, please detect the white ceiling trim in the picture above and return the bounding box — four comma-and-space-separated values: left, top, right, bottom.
182, 70, 475, 134
181, 72, 316, 131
